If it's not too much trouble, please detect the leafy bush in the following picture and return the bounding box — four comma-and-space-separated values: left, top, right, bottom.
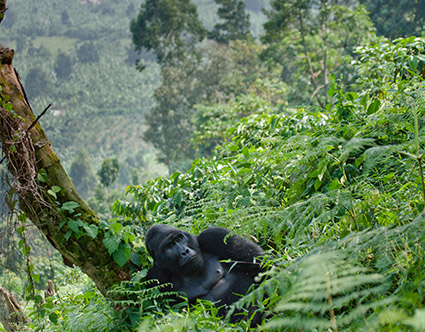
110, 36, 425, 331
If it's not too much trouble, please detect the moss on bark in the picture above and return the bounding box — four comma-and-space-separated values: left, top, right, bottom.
0, 44, 129, 297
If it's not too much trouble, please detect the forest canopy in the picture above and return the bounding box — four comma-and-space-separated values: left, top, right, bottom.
1, 0, 425, 331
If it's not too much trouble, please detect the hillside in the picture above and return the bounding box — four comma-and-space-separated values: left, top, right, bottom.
2, 1, 425, 332
0, 0, 270, 203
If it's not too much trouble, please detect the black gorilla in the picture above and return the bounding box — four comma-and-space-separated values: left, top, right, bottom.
145, 224, 264, 310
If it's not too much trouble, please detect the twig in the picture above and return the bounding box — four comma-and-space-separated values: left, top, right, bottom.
0, 103, 51, 165
27, 103, 51, 131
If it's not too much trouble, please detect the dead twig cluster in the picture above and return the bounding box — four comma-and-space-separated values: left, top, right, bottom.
0, 106, 45, 211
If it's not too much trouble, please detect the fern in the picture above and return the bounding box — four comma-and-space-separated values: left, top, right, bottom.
261, 252, 388, 331
247, 214, 425, 331
108, 279, 179, 312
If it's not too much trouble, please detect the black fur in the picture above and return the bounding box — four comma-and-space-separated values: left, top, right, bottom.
145, 225, 264, 317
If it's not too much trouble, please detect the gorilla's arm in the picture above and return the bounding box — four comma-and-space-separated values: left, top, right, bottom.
197, 227, 264, 263
146, 266, 173, 290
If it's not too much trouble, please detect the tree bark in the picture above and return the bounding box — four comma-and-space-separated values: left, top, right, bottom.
0, 9, 129, 296
0, 286, 29, 332
0, 0, 6, 24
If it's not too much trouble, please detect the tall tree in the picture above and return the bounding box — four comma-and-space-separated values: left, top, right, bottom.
262, 0, 375, 107
0, 33, 128, 298
360, 0, 425, 40
209, 0, 252, 44
54, 52, 73, 79
131, 0, 269, 170
143, 40, 269, 171
130, 0, 206, 67
98, 157, 120, 187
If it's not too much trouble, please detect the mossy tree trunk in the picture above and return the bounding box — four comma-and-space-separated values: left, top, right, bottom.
0, 3, 129, 297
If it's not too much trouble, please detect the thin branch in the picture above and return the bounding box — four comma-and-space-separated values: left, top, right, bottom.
27, 103, 51, 131
0, 103, 52, 165
309, 84, 325, 105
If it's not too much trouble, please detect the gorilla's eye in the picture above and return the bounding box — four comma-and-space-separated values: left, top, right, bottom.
165, 241, 174, 249
175, 234, 183, 242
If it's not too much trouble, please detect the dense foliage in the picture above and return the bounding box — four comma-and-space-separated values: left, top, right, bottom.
105, 36, 425, 331
2, 1, 425, 332
360, 0, 425, 39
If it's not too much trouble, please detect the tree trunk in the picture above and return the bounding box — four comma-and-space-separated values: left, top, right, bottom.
0, 6, 129, 296
0, 286, 29, 332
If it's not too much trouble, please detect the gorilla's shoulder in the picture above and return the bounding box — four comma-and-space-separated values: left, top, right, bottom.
198, 227, 264, 262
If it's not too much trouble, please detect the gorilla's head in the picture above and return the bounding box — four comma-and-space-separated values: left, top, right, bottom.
145, 224, 204, 275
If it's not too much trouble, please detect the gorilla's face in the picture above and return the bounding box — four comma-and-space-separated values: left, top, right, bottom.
145, 224, 204, 275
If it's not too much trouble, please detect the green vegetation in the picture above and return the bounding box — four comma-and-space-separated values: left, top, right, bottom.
112, 35, 425, 331
2, 0, 425, 331
0, 0, 165, 207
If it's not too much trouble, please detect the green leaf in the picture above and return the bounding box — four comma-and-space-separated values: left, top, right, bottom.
33, 274, 40, 284
22, 246, 31, 256
61, 201, 80, 213
229, 144, 239, 152
240, 197, 251, 206
47, 190, 57, 199
384, 172, 394, 180
83, 224, 99, 238
172, 172, 182, 187
51, 186, 62, 193
328, 179, 342, 191
103, 236, 120, 254
367, 99, 381, 115
242, 146, 250, 159
4, 102, 13, 112
123, 231, 135, 243
83, 290, 96, 300
110, 222, 122, 234
33, 295, 43, 305
68, 219, 81, 233
17, 226, 25, 234
113, 244, 132, 267
37, 169, 47, 183
49, 312, 59, 324
65, 230, 73, 241
355, 155, 364, 167
175, 190, 182, 207
314, 178, 322, 191
416, 54, 425, 62
130, 252, 142, 267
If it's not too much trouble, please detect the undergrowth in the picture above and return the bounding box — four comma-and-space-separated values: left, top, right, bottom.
3, 35, 425, 332
109, 37, 425, 331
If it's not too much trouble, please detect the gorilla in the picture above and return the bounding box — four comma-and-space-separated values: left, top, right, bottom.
145, 224, 264, 312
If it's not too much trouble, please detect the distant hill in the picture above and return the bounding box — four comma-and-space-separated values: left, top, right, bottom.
0, 0, 269, 194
